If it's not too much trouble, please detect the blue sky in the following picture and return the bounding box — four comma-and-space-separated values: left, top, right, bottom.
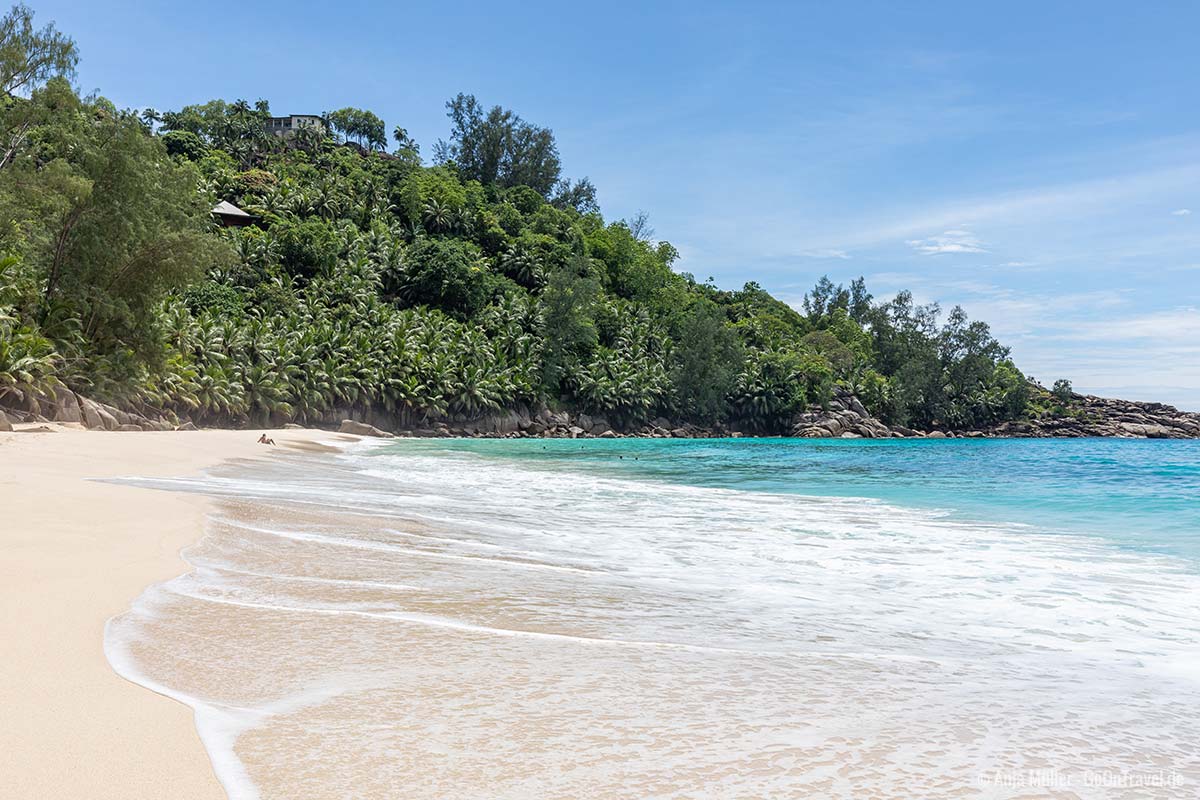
33, 0, 1200, 408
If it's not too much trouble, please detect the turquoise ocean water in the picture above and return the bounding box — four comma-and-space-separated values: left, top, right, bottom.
402, 436, 1200, 561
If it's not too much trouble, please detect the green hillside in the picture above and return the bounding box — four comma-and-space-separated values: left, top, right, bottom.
0, 4, 1031, 433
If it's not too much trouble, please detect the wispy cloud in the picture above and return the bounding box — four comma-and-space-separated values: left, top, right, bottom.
799, 248, 851, 260
864, 278, 1130, 338
1053, 307, 1200, 342
906, 228, 987, 255
1171, 208, 1192, 216
787, 158, 1200, 253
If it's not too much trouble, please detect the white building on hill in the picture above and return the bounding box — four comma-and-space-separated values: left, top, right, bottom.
264, 114, 324, 137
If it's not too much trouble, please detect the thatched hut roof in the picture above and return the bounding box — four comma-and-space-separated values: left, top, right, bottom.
212, 200, 255, 227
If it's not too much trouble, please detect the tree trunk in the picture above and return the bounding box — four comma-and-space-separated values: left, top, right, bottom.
40, 206, 85, 323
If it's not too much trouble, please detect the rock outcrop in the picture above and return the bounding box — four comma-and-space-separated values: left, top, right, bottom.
982, 394, 1200, 439
339, 419, 395, 438
791, 388, 899, 439
0, 390, 175, 431
788, 389, 1200, 441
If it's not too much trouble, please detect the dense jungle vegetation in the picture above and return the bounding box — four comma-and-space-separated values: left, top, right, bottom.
0, 4, 1032, 432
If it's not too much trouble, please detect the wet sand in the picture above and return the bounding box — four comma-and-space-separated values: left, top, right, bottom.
0, 424, 338, 799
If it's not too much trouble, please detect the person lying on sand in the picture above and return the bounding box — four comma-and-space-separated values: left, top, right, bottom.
257, 434, 276, 445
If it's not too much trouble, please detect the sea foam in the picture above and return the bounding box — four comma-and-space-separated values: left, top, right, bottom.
105, 439, 1200, 798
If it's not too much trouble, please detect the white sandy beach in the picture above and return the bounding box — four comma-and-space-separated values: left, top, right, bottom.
0, 424, 331, 800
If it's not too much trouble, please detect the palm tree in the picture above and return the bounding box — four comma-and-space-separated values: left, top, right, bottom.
499, 244, 544, 288
0, 325, 61, 404
421, 198, 453, 234
293, 125, 325, 153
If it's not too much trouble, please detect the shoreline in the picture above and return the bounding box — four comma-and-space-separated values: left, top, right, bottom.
3, 426, 1196, 797
6, 386, 1198, 443
79, 431, 1200, 798
0, 424, 339, 800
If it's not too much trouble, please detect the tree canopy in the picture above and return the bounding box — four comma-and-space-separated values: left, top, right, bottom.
0, 3, 75, 97
435, 93, 562, 196
327, 107, 387, 151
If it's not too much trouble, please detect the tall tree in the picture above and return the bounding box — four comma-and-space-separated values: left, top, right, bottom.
0, 3, 77, 170
670, 301, 743, 422
4, 91, 229, 372
435, 93, 561, 195
539, 249, 600, 394
391, 124, 420, 163
551, 177, 598, 214
0, 3, 76, 96
625, 210, 654, 242
326, 107, 387, 151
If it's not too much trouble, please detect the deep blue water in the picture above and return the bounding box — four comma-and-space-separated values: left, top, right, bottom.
381, 437, 1200, 563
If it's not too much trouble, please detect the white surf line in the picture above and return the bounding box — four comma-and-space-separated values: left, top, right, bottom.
192, 563, 423, 593
104, 612, 263, 800
161, 585, 952, 666
210, 516, 609, 576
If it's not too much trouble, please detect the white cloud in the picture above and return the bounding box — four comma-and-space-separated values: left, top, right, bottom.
1171, 208, 1192, 216
1006, 307, 1200, 411
776, 159, 1200, 254
799, 248, 851, 260
1052, 307, 1200, 342
934, 284, 1128, 339
906, 228, 987, 255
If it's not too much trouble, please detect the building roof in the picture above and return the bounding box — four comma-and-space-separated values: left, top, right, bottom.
212, 200, 252, 219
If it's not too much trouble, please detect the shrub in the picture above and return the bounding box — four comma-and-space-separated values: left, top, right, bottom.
276, 219, 340, 281
392, 238, 494, 318
162, 130, 207, 161
1052, 378, 1073, 405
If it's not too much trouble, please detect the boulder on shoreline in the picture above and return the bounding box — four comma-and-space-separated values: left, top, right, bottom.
338, 419, 395, 438
790, 388, 897, 439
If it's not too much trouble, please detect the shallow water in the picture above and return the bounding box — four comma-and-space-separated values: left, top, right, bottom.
107, 438, 1200, 798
